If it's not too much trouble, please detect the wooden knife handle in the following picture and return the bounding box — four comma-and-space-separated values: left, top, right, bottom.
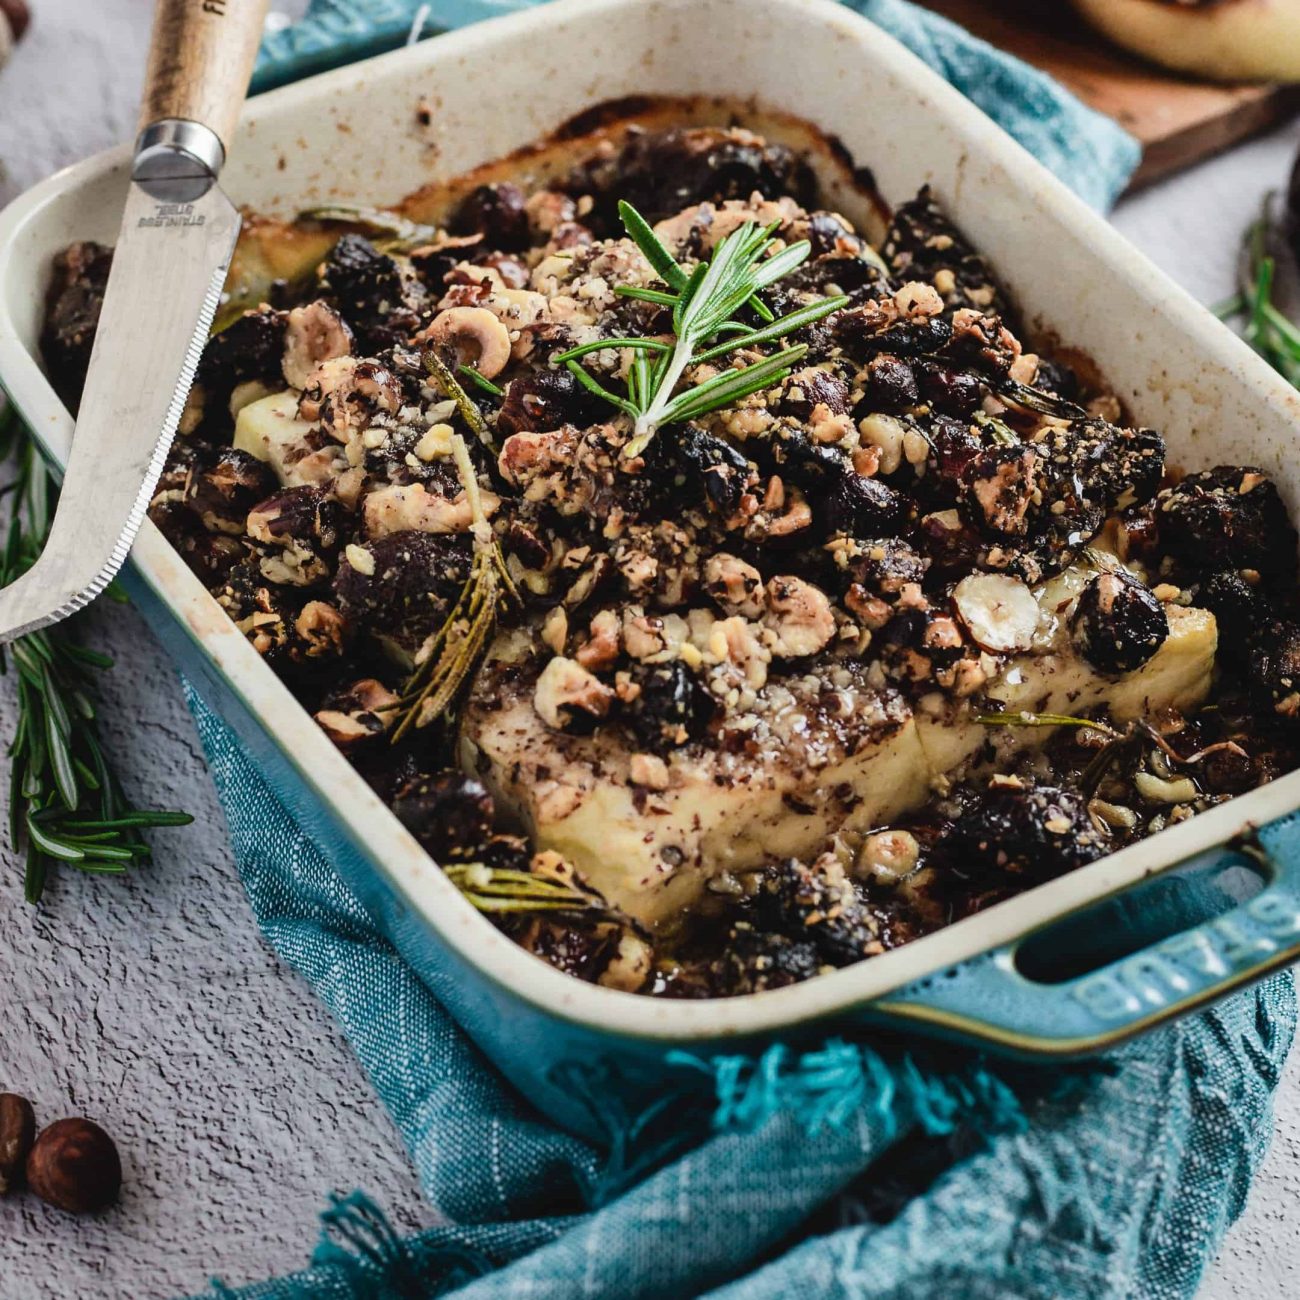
138, 0, 270, 154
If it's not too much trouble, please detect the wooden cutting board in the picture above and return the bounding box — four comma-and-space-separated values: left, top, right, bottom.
914, 0, 1300, 188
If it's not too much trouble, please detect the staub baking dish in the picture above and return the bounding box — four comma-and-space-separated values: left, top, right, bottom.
5, 0, 1300, 1138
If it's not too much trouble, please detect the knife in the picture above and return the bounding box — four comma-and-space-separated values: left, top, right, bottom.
0, 0, 269, 644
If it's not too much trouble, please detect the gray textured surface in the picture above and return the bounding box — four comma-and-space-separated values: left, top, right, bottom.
0, 2, 1297, 1296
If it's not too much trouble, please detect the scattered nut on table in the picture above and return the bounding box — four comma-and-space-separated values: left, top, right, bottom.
0, 1093, 36, 1195
26, 1117, 122, 1214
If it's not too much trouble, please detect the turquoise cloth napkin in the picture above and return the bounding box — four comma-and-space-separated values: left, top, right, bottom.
186, 4, 1292, 1297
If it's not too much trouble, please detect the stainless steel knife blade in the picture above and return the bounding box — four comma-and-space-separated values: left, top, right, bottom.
0, 180, 239, 643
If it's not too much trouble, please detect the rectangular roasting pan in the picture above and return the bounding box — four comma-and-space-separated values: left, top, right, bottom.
6, 0, 1300, 1138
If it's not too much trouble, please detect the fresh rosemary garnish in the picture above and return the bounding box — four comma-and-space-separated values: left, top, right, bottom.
391, 428, 520, 743
555, 200, 849, 459
443, 862, 603, 914
0, 401, 193, 903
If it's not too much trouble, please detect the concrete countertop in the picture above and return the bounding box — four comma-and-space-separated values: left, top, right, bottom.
0, 2, 1297, 1295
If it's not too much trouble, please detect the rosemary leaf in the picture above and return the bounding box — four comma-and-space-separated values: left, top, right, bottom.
996, 379, 1086, 420
616, 200, 689, 291
458, 365, 505, 398
612, 285, 680, 307
391, 433, 519, 744
0, 397, 193, 902
424, 351, 498, 452
443, 862, 603, 915
1219, 199, 1300, 383
972, 410, 1019, 447
693, 294, 848, 364
975, 711, 1120, 737
659, 345, 809, 428
552, 337, 671, 362
563, 359, 639, 418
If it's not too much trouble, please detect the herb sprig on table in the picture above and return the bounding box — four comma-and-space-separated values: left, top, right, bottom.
1216, 197, 1300, 384
555, 199, 849, 459
0, 401, 192, 903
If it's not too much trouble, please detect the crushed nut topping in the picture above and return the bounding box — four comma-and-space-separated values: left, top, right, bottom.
33, 114, 1293, 999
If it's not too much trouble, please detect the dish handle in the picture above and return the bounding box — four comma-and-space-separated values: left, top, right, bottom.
874, 812, 1300, 1056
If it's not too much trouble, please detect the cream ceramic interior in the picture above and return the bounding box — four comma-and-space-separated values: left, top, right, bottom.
3, 0, 1300, 1040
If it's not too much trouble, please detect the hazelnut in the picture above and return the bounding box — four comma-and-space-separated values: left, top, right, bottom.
0, 1093, 36, 1194
0, 0, 30, 43
416, 307, 512, 380
26, 1118, 122, 1214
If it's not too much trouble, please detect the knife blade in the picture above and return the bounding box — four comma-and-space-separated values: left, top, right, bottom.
0, 0, 268, 645
0, 182, 239, 642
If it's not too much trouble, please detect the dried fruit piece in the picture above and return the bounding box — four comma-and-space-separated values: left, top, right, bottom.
1071, 571, 1168, 675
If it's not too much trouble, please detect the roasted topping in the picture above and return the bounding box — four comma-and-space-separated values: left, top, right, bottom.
952, 572, 1038, 654
333, 531, 474, 657
960, 446, 1037, 538
198, 305, 288, 406
393, 771, 496, 858
1070, 571, 1169, 675
533, 655, 614, 730
882, 185, 1010, 317
624, 660, 718, 752
863, 354, 920, 413
106, 120, 1300, 1000
1156, 465, 1297, 586
323, 233, 430, 350
576, 125, 815, 227
1244, 620, 1300, 719
182, 447, 277, 533
762, 576, 835, 658
943, 778, 1106, 885
750, 853, 881, 968
418, 306, 512, 381
496, 368, 602, 437
651, 423, 756, 517
282, 301, 353, 389
314, 678, 400, 749
41, 241, 113, 410
450, 182, 531, 251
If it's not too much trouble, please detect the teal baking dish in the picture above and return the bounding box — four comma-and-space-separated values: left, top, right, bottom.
4, 0, 1300, 1140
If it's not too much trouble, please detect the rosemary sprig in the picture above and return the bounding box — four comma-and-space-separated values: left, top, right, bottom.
0, 400, 193, 903
391, 425, 520, 743
974, 710, 1121, 738
555, 200, 848, 458
443, 863, 603, 914
425, 350, 498, 452
1217, 197, 1300, 387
